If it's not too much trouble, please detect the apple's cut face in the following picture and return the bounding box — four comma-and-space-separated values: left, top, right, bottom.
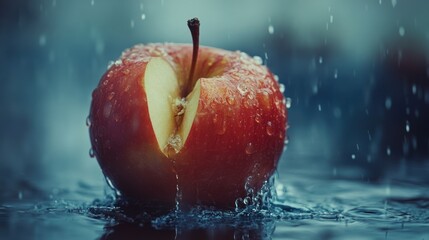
144, 56, 215, 157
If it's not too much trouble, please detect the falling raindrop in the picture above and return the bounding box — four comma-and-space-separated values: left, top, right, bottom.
399, 26, 405, 37
319, 56, 323, 64
334, 69, 338, 79
38, 34, 47, 47
141, 14, 146, 20
333, 107, 342, 118
330, 15, 334, 23
386, 147, 391, 156
268, 25, 274, 34
312, 84, 318, 94
91, 0, 95, 6
318, 104, 322, 111
351, 154, 356, 159
385, 97, 392, 110
412, 84, 417, 94
391, 0, 397, 8
130, 20, 135, 28
405, 121, 410, 132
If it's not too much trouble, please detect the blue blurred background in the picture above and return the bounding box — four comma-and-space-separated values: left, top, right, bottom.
1, 0, 429, 202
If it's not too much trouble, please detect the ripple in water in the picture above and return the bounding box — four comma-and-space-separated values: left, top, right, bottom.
1, 167, 429, 239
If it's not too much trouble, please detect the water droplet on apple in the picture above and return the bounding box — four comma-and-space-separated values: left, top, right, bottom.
213, 113, 226, 135
108, 92, 115, 100
114, 59, 122, 66
103, 102, 112, 118
244, 99, 254, 108
226, 95, 235, 105
237, 83, 248, 96
274, 75, 279, 82
238, 51, 247, 60
245, 142, 256, 155
255, 114, 262, 123
253, 56, 263, 65
279, 129, 284, 140
89, 148, 95, 158
122, 69, 130, 75
248, 91, 255, 100
285, 98, 292, 109
86, 116, 91, 127
165, 134, 182, 154
266, 121, 274, 136
104, 176, 121, 197
279, 83, 285, 93
107, 61, 114, 69
284, 136, 289, 145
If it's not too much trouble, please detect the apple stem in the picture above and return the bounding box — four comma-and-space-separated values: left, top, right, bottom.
186, 18, 200, 96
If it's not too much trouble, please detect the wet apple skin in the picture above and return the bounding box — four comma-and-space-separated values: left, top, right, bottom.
89, 44, 287, 209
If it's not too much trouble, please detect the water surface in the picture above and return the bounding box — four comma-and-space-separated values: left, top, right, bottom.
1, 158, 428, 240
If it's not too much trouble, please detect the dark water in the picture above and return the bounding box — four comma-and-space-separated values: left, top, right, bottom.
1, 159, 428, 240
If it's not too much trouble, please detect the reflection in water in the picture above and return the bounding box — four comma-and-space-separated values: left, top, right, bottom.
100, 222, 274, 240
101, 224, 175, 240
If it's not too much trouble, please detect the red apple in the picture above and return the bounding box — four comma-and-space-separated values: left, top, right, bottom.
89, 18, 287, 209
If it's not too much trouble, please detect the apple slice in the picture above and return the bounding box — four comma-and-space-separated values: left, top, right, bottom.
144, 57, 200, 156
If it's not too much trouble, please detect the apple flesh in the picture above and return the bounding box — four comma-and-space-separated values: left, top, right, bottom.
89, 43, 287, 209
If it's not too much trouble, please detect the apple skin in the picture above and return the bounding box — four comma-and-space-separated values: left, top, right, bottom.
89, 43, 287, 209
